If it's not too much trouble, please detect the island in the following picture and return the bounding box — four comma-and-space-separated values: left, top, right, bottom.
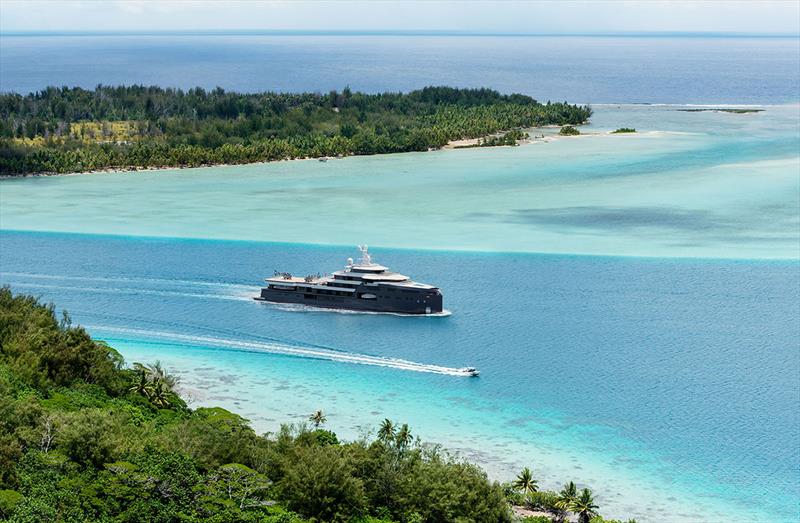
0, 86, 591, 176
0, 288, 635, 523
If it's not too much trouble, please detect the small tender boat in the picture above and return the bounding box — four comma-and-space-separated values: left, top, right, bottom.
459, 367, 480, 377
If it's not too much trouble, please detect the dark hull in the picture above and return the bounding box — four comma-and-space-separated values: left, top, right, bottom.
255, 287, 443, 315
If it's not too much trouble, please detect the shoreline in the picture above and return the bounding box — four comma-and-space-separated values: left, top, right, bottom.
0, 155, 333, 180
3, 101, 780, 180
107, 336, 777, 523
0, 127, 654, 179
3, 133, 543, 178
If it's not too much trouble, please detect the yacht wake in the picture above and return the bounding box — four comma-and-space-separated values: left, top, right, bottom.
5, 281, 254, 302
263, 302, 452, 317
0, 272, 255, 301
86, 325, 476, 377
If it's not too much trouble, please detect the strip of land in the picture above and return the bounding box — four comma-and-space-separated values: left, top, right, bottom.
0, 86, 591, 176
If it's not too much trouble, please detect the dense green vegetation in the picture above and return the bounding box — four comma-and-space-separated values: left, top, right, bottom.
610, 128, 636, 134
452, 129, 529, 149
0, 86, 591, 175
481, 129, 530, 147
0, 288, 634, 522
558, 125, 581, 136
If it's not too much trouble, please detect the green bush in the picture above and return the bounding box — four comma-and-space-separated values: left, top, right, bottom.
611, 127, 636, 133
312, 429, 340, 446
0, 489, 24, 519
559, 125, 581, 136
278, 444, 367, 522
480, 129, 529, 147
590, 517, 638, 523
522, 516, 553, 523
54, 408, 126, 467
526, 490, 560, 511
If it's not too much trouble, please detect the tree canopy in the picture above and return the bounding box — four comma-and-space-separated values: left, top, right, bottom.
0, 85, 591, 175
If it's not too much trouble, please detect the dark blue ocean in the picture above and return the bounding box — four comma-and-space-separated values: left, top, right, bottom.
1, 231, 798, 521
1, 33, 799, 103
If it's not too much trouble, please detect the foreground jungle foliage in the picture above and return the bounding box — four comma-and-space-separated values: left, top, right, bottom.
0, 86, 591, 175
0, 288, 629, 523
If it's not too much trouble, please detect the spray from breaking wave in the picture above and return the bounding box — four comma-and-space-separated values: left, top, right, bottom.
87, 325, 475, 377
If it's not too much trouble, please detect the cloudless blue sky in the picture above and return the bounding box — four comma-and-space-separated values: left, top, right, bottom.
1, 0, 798, 35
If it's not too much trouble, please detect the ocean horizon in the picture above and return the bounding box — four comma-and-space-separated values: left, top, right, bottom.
2, 33, 799, 104
4, 29, 799, 36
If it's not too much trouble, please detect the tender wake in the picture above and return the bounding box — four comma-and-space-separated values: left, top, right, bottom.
87, 325, 476, 377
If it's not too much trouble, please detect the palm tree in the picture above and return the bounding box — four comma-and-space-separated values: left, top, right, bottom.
395, 423, 412, 451
570, 488, 599, 523
146, 360, 179, 388
133, 362, 153, 376
512, 467, 538, 495
556, 481, 577, 510
133, 361, 179, 389
309, 410, 326, 428
129, 369, 150, 397
377, 418, 395, 443
148, 380, 171, 408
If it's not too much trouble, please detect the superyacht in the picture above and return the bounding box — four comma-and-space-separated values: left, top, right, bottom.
255, 246, 443, 315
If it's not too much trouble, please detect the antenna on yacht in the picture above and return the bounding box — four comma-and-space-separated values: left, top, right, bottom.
357, 244, 373, 266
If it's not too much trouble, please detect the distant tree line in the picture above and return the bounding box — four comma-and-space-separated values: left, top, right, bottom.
0, 85, 591, 175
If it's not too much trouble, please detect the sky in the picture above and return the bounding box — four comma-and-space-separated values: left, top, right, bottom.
1, 0, 798, 36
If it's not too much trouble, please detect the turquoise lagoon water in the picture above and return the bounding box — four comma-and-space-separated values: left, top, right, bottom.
2, 105, 799, 259
1, 103, 799, 521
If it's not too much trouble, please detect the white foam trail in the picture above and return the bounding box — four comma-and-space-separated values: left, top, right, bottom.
87, 325, 475, 377
263, 302, 453, 317
4, 281, 253, 302
0, 271, 254, 293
